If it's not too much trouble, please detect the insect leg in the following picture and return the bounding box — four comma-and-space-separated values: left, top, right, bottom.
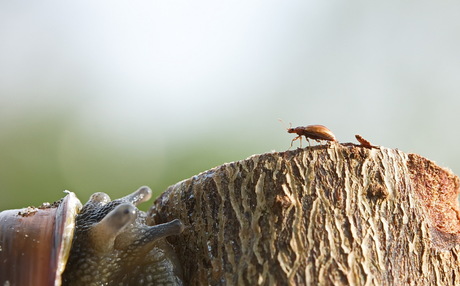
290, 136, 301, 149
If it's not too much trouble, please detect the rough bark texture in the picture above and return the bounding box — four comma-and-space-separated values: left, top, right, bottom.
149, 143, 460, 286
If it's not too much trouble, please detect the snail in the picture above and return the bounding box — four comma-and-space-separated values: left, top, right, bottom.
0, 186, 184, 286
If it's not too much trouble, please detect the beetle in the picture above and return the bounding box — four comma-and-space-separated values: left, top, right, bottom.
286, 124, 337, 148
355, 134, 378, 149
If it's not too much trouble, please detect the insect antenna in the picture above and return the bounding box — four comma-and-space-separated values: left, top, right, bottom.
278, 119, 292, 130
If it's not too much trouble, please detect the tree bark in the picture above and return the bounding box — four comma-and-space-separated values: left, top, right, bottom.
149, 142, 460, 286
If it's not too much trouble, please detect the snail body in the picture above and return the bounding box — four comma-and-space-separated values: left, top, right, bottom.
0, 187, 184, 286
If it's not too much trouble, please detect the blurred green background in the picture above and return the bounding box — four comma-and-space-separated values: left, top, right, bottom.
1, 1, 460, 211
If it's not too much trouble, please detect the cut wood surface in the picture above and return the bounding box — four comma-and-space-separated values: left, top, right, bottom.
149, 142, 460, 286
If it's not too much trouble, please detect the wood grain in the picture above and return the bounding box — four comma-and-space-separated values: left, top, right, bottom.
150, 143, 460, 286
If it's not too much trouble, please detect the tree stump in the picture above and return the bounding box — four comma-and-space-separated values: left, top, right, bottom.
149, 142, 460, 285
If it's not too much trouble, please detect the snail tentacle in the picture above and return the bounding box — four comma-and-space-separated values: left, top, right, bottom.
119, 185, 153, 205
90, 203, 137, 252
138, 219, 184, 246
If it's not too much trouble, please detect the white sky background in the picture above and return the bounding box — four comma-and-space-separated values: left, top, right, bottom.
1, 1, 460, 174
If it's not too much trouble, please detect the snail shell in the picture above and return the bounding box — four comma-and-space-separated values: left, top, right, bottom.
0, 191, 82, 286
0, 186, 184, 286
